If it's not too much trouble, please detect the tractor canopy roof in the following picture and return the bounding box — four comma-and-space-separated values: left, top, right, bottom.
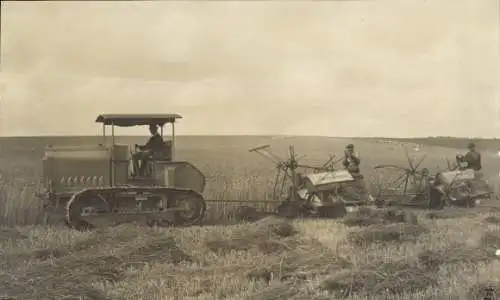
95, 114, 183, 127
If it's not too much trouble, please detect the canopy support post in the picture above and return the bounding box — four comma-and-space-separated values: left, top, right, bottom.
171, 122, 175, 161
111, 122, 115, 186
102, 123, 106, 145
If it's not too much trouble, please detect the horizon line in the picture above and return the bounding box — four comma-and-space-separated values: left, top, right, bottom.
0, 134, 494, 140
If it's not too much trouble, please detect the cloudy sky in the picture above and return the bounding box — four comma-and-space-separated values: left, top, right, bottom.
1, 0, 498, 137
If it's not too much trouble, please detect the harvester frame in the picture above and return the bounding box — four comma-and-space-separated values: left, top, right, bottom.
37, 113, 207, 230
248, 144, 370, 218
372, 147, 494, 209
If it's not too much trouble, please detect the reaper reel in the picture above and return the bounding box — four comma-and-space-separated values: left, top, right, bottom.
248, 144, 342, 201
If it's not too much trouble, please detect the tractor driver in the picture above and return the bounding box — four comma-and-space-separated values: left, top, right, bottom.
343, 144, 361, 175
464, 142, 482, 171
132, 124, 164, 176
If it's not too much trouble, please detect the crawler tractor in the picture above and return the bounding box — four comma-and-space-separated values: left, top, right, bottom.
36, 114, 207, 230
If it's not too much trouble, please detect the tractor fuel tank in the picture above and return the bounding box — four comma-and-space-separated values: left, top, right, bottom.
111, 144, 130, 185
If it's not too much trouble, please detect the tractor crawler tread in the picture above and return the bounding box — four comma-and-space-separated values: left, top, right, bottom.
65, 186, 206, 230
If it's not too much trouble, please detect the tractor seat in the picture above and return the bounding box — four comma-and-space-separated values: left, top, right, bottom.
149, 140, 172, 161
132, 141, 172, 178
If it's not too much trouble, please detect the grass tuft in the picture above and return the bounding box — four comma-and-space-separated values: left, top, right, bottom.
347, 223, 429, 246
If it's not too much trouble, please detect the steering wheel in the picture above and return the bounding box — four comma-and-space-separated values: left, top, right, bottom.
131, 144, 141, 156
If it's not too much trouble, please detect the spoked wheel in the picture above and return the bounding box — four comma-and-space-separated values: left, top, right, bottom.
371, 166, 413, 207
276, 200, 308, 218
316, 202, 347, 219
446, 182, 476, 208
339, 176, 371, 205
170, 191, 206, 226
372, 159, 430, 208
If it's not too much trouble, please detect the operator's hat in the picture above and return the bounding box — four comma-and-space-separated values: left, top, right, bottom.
346, 144, 354, 149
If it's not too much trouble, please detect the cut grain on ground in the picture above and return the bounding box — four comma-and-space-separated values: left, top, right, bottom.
347, 223, 429, 246
417, 244, 496, 271
246, 241, 351, 283
0, 227, 192, 299
0, 227, 26, 242
479, 229, 500, 250
468, 281, 500, 300
425, 210, 473, 220
320, 260, 438, 297
342, 207, 418, 227
205, 217, 298, 254
484, 215, 500, 224
234, 206, 268, 222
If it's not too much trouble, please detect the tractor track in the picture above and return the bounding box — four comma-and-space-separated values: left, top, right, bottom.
64, 186, 206, 231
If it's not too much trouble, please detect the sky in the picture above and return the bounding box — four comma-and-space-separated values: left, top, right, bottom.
0, 0, 499, 137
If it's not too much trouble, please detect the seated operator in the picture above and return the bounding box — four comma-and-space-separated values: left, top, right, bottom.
464, 142, 482, 171
343, 144, 361, 175
132, 124, 164, 176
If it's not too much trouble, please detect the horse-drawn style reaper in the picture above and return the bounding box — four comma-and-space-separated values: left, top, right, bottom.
248, 144, 372, 218
372, 147, 493, 209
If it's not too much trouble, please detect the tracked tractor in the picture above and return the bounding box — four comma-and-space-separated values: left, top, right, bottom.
36, 114, 206, 230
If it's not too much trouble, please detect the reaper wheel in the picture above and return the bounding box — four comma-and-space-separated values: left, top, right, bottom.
316, 202, 347, 218
275, 199, 308, 218
371, 148, 431, 208
372, 165, 428, 206
446, 182, 476, 208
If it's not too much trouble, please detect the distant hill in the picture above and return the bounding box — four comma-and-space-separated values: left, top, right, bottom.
1, 135, 500, 153
358, 137, 500, 151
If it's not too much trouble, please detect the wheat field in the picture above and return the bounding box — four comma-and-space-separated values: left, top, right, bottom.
1, 135, 500, 300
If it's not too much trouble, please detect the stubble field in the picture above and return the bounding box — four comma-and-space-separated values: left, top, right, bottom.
1, 135, 500, 300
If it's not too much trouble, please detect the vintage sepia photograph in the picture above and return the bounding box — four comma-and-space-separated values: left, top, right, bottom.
0, 0, 499, 299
